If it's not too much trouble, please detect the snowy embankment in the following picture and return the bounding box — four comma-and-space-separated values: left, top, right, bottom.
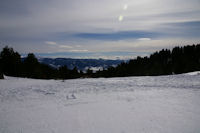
0, 73, 200, 133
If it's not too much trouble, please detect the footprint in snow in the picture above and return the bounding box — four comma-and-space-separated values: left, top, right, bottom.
66, 94, 76, 100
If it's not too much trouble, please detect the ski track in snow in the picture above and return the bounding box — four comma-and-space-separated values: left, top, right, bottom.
0, 73, 200, 133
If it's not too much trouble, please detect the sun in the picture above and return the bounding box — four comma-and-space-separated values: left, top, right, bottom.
123, 4, 128, 10
118, 15, 123, 22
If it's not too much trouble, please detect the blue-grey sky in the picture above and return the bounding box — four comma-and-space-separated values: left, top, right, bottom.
0, 0, 200, 59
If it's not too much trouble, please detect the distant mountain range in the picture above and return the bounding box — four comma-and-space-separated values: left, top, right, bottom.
37, 58, 125, 71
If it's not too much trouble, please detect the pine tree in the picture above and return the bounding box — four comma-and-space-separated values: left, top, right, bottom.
0, 46, 21, 76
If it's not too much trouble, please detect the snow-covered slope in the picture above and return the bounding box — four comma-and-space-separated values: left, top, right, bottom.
185, 71, 200, 75
0, 74, 200, 133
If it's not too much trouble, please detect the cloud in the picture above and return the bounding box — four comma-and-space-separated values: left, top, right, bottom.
45, 42, 73, 49
59, 45, 73, 49
75, 31, 160, 40
31, 51, 150, 59
69, 49, 89, 52
0, 0, 200, 58
45, 41, 57, 45
158, 21, 200, 38
138, 38, 151, 41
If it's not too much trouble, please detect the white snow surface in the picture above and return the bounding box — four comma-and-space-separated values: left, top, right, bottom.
0, 74, 200, 133
185, 71, 200, 75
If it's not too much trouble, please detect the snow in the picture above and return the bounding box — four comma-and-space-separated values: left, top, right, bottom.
185, 71, 200, 75
0, 74, 200, 133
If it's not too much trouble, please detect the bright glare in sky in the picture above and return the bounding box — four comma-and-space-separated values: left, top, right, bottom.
123, 4, 128, 10
118, 15, 123, 21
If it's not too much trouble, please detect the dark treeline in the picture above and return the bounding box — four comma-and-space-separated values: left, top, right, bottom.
93, 44, 200, 77
0, 44, 200, 79
0, 46, 81, 79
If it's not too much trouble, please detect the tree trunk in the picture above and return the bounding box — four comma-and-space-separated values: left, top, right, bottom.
0, 73, 4, 79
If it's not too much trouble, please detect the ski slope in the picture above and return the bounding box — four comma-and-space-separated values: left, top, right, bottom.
0, 73, 200, 133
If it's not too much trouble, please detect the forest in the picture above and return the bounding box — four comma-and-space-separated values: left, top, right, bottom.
0, 44, 200, 79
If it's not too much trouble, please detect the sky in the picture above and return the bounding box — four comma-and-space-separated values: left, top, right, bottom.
0, 0, 200, 59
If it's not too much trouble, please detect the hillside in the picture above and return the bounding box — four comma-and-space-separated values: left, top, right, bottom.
38, 58, 124, 71
0, 73, 200, 133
